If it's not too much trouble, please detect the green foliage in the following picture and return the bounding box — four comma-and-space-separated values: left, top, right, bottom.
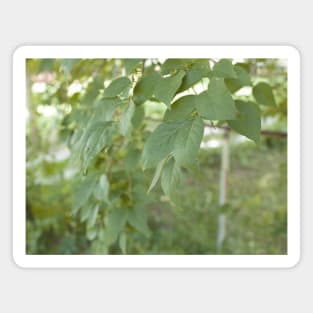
212, 59, 237, 78
228, 100, 261, 144
196, 78, 237, 120
253, 82, 276, 106
154, 70, 185, 106
26, 57, 287, 255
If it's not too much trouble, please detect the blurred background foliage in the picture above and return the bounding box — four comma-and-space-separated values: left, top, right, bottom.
26, 58, 287, 255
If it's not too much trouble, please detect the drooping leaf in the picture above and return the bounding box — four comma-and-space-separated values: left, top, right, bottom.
87, 204, 100, 228
173, 116, 204, 166
253, 82, 276, 106
141, 120, 184, 169
131, 105, 145, 128
80, 202, 96, 223
133, 73, 161, 105
212, 59, 237, 79
161, 158, 181, 198
127, 207, 150, 237
119, 100, 135, 136
125, 147, 141, 171
103, 77, 131, 98
225, 63, 252, 93
178, 59, 211, 91
106, 208, 128, 244
93, 174, 110, 202
196, 78, 237, 120
93, 97, 121, 122
164, 95, 197, 121
82, 76, 104, 105
72, 175, 98, 214
119, 232, 127, 254
228, 100, 261, 143
161, 59, 190, 75
124, 59, 142, 75
81, 121, 116, 171
154, 70, 185, 106
147, 158, 167, 193
86, 224, 98, 241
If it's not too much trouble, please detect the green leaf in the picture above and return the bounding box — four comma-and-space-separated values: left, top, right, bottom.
142, 115, 204, 169
154, 70, 185, 106
164, 95, 197, 121
125, 147, 141, 171
228, 100, 261, 143
141, 120, 183, 169
103, 77, 131, 98
93, 174, 109, 202
87, 204, 100, 228
124, 59, 142, 75
213, 59, 236, 78
161, 59, 190, 75
80, 202, 95, 223
196, 78, 237, 120
147, 158, 167, 193
127, 207, 150, 237
131, 105, 145, 128
82, 76, 104, 105
225, 64, 252, 93
178, 60, 211, 91
253, 82, 276, 106
106, 208, 128, 244
81, 121, 116, 171
119, 232, 127, 254
119, 100, 135, 136
93, 98, 121, 122
72, 176, 97, 214
161, 158, 181, 198
133, 73, 161, 105
86, 224, 97, 241
173, 116, 204, 166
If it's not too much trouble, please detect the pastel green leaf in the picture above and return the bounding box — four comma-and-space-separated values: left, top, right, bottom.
119, 232, 127, 254
178, 59, 211, 91
127, 207, 150, 237
81, 121, 116, 171
124, 59, 142, 75
173, 116, 204, 166
131, 105, 145, 128
93, 98, 121, 122
106, 208, 128, 244
228, 100, 261, 144
164, 95, 197, 121
213, 59, 237, 79
103, 77, 131, 98
161, 59, 190, 75
154, 70, 185, 106
196, 78, 237, 120
82, 76, 104, 104
72, 176, 98, 214
225, 64, 252, 93
133, 73, 161, 105
93, 174, 109, 202
87, 204, 100, 228
253, 82, 276, 106
147, 158, 167, 193
141, 120, 184, 169
161, 158, 181, 198
119, 100, 135, 136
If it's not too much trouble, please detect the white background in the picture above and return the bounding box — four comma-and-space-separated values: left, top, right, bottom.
1, 1, 312, 312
